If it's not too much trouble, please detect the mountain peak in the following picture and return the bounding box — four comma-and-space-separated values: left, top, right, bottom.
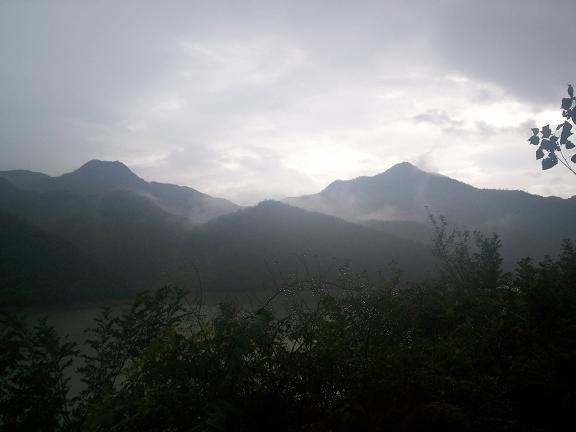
325, 162, 426, 191
58, 160, 145, 193
74, 159, 138, 177
388, 161, 419, 170
68, 159, 144, 183
380, 161, 425, 176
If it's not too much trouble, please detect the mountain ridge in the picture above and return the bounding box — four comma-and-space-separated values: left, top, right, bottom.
285, 161, 576, 263
0, 160, 240, 223
2, 159, 575, 306
178, 199, 434, 293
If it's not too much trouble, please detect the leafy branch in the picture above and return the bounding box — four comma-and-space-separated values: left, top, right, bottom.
529, 84, 576, 175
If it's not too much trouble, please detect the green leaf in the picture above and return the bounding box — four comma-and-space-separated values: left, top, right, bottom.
561, 98, 572, 110
569, 84, 574, 98
541, 125, 552, 138
549, 136, 560, 151
536, 148, 544, 159
528, 135, 540, 145
542, 156, 558, 170
565, 140, 575, 149
560, 121, 573, 144
531, 127, 539, 135
572, 154, 576, 163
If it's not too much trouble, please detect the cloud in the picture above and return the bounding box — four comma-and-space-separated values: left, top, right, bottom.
413, 110, 463, 129
430, 0, 576, 104
0, 0, 575, 203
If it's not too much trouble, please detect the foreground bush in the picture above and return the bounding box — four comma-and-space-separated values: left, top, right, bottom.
1, 234, 576, 432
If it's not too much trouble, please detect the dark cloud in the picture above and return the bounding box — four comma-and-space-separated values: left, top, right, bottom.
431, 0, 576, 104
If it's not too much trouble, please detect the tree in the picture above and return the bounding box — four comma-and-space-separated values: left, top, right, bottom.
528, 84, 576, 175
0, 314, 78, 432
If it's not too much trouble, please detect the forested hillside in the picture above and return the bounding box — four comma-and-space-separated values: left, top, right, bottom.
181, 200, 433, 292
0, 175, 190, 296
0, 210, 117, 306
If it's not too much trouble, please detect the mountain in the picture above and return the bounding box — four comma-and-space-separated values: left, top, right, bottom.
285, 162, 576, 262
0, 210, 119, 306
0, 176, 191, 293
0, 160, 242, 293
0, 160, 240, 223
0, 162, 236, 294
1, 163, 434, 303
177, 201, 434, 294
4, 158, 574, 306
286, 162, 479, 222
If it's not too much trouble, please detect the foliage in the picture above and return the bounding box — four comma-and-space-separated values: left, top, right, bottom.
0, 314, 78, 432
528, 84, 576, 174
428, 213, 507, 292
2, 231, 576, 431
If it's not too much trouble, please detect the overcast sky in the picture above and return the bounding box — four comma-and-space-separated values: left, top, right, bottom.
1, 0, 575, 204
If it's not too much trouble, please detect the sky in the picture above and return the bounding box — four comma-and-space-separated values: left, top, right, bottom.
1, 0, 575, 205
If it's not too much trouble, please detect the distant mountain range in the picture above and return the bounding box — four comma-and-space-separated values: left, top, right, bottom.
286, 162, 576, 263
0, 161, 432, 305
0, 160, 239, 223
1, 160, 574, 306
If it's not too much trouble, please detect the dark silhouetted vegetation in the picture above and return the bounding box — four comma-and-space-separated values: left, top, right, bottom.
0, 315, 78, 431
528, 84, 576, 174
2, 226, 575, 431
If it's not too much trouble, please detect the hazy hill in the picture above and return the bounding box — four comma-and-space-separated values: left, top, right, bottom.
178, 201, 434, 293
3, 159, 574, 306
0, 210, 119, 306
0, 160, 240, 223
285, 162, 576, 262
56, 189, 190, 290
0, 172, 194, 292
0, 160, 241, 296
1, 167, 434, 303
